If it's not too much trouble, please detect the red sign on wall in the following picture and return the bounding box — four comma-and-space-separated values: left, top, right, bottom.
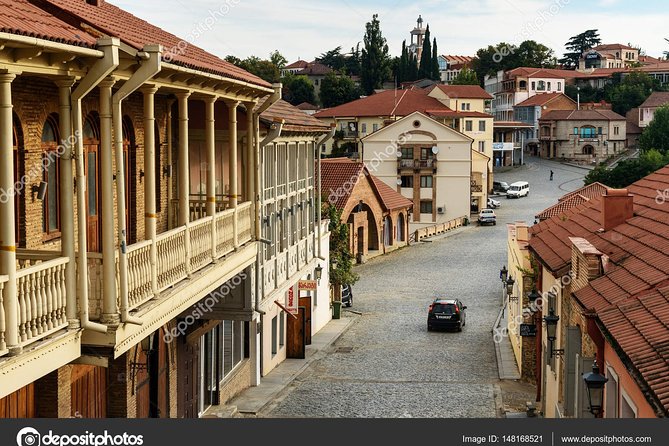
286, 286, 298, 315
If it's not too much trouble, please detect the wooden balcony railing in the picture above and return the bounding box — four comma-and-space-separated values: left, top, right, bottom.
170, 195, 228, 229
16, 257, 69, 348
0, 275, 8, 357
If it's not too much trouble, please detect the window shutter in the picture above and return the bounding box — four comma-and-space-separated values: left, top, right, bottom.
576, 354, 595, 418
564, 326, 582, 417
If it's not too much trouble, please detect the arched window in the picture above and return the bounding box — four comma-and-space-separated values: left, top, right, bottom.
383, 216, 393, 247
583, 145, 595, 156
122, 116, 137, 244
396, 213, 406, 242
580, 126, 596, 138
42, 114, 61, 237
13, 113, 26, 248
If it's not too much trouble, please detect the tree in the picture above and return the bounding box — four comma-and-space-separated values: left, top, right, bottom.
513, 40, 556, 68
320, 72, 362, 108
394, 40, 419, 84
225, 55, 280, 83
560, 29, 601, 69
345, 43, 362, 77
471, 40, 556, 86
281, 74, 316, 105
360, 14, 392, 95
640, 106, 669, 155
269, 50, 287, 69
450, 67, 479, 85
431, 38, 441, 80
585, 149, 669, 187
418, 25, 432, 79
323, 202, 359, 288
607, 71, 660, 115
317, 46, 347, 72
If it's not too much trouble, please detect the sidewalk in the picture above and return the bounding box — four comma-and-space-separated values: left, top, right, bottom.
493, 305, 521, 381
205, 314, 357, 418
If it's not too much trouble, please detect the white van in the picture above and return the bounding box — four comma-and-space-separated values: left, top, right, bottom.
507, 181, 529, 198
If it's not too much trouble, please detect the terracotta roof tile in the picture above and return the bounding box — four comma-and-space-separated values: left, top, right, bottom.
41, 0, 271, 88
297, 63, 332, 76
257, 98, 330, 133
540, 109, 626, 121
369, 175, 413, 211
560, 182, 610, 201
314, 89, 450, 118
0, 0, 96, 47
429, 84, 493, 99
639, 92, 669, 109
536, 194, 590, 221
515, 93, 575, 108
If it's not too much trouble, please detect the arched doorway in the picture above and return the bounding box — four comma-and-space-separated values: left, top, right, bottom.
582, 145, 595, 156
13, 112, 25, 248
83, 113, 101, 252
383, 215, 392, 247
42, 114, 60, 240
357, 202, 379, 252
122, 116, 137, 244
396, 213, 406, 243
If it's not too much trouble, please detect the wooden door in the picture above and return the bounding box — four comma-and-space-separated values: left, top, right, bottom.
286, 307, 306, 359
177, 337, 199, 418
299, 295, 312, 345
71, 365, 107, 418
153, 329, 170, 418
12, 123, 25, 248
135, 346, 151, 418
0, 383, 35, 418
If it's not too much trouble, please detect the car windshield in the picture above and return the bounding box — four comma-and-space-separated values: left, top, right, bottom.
432, 304, 455, 314
509, 186, 520, 191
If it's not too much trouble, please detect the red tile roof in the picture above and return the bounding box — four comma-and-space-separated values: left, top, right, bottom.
442, 55, 474, 64
285, 60, 309, 70
429, 84, 493, 99
426, 110, 492, 118
257, 98, 330, 134
314, 89, 450, 119
515, 93, 575, 108
318, 158, 412, 212
493, 121, 534, 128
536, 194, 590, 221
592, 43, 636, 51
40, 0, 271, 88
639, 92, 669, 109
296, 102, 319, 111
297, 63, 332, 76
0, 0, 96, 47
597, 279, 669, 415
369, 175, 413, 211
560, 182, 610, 202
540, 109, 626, 121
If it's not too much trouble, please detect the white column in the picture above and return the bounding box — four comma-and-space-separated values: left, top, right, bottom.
99, 78, 119, 324
0, 73, 19, 354
245, 102, 255, 203
142, 85, 159, 297
226, 100, 240, 248
204, 96, 217, 259
56, 77, 79, 328
177, 92, 191, 227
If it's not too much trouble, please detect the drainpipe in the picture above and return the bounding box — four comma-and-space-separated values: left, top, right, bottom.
112, 45, 162, 326
71, 38, 120, 334
315, 126, 336, 260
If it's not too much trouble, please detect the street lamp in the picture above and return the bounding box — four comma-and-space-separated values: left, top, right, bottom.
528, 289, 541, 303
315, 264, 323, 282
500, 266, 508, 282
543, 308, 563, 357
505, 275, 515, 296
583, 360, 608, 417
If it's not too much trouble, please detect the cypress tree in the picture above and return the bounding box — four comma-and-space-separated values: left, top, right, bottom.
418, 25, 432, 79
431, 37, 440, 80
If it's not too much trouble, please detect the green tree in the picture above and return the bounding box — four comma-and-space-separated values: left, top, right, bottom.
418, 25, 432, 79
470, 40, 556, 86
560, 29, 602, 69
269, 50, 287, 69
317, 46, 347, 71
640, 106, 669, 155
323, 202, 359, 288
431, 38, 440, 80
360, 14, 392, 94
225, 55, 280, 83
450, 67, 479, 85
345, 43, 362, 76
395, 40, 419, 84
282, 74, 316, 105
320, 72, 362, 108
607, 71, 660, 115
561, 29, 601, 66
513, 40, 556, 68
585, 150, 669, 187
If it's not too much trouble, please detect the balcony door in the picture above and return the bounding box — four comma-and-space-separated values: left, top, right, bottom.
122, 117, 137, 245
12, 113, 25, 248
83, 115, 101, 252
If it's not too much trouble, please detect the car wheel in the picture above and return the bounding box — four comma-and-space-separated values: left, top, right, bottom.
493, 221, 497, 226
427, 325, 433, 332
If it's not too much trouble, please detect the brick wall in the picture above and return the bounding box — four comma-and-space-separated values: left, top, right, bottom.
35, 367, 71, 418
218, 359, 252, 405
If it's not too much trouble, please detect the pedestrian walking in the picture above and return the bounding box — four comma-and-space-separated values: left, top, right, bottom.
550, 170, 554, 181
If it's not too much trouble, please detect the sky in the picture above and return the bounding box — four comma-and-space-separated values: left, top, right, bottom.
112, 0, 669, 63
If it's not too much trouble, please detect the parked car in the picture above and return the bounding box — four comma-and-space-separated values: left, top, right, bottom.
427, 298, 467, 331
342, 284, 353, 307
478, 208, 497, 226
507, 181, 530, 199
487, 197, 501, 209
493, 181, 510, 193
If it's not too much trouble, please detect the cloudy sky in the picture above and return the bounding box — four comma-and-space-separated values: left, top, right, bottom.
112, 0, 668, 63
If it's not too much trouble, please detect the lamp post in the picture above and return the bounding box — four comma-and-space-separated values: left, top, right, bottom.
500, 266, 508, 282
543, 308, 563, 357
505, 275, 515, 297
583, 360, 608, 418
314, 264, 323, 283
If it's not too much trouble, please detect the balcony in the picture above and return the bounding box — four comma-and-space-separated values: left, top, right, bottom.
170, 195, 228, 228
342, 130, 359, 139
398, 159, 437, 171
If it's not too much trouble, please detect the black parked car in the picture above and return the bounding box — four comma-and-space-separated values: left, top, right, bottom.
427, 299, 467, 332
342, 284, 353, 307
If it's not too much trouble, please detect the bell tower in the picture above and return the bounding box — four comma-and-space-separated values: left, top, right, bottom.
409, 15, 427, 61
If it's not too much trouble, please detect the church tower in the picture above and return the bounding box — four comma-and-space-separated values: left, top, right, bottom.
408, 15, 427, 61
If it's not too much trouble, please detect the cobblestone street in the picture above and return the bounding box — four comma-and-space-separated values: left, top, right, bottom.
261, 158, 587, 418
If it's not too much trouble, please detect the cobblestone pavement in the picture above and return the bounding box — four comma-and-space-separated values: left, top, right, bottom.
261, 157, 586, 418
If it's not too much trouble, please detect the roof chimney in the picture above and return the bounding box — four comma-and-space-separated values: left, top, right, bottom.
601, 189, 633, 231
515, 222, 529, 243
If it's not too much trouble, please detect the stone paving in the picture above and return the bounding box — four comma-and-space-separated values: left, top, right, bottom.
261, 157, 586, 418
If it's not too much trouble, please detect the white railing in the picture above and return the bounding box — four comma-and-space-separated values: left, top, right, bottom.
216, 209, 235, 257
189, 217, 214, 272
0, 275, 7, 357
82, 253, 106, 321
237, 202, 253, 245
127, 240, 153, 310
16, 257, 69, 348
17, 250, 61, 269
156, 226, 188, 293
